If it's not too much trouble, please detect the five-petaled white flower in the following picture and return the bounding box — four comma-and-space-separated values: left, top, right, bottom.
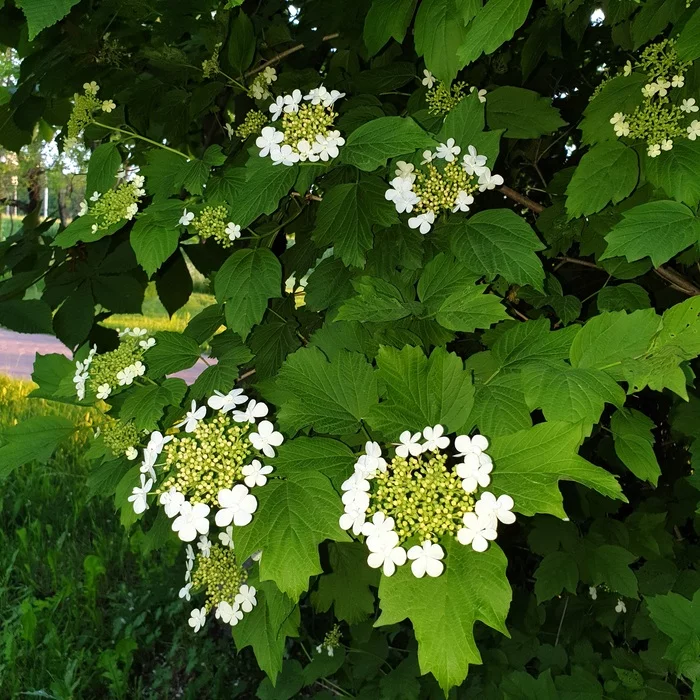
408, 210, 435, 234
283, 89, 303, 113
470, 86, 488, 103
224, 123, 234, 139
249, 420, 284, 457
217, 600, 243, 626
623, 60, 632, 76
478, 169, 504, 191
96, 383, 111, 400
101, 100, 116, 113
656, 78, 671, 96
176, 400, 206, 433
671, 74, 684, 88
197, 534, 212, 557
147, 430, 173, 455
117, 366, 136, 386
339, 506, 366, 534
647, 143, 662, 157
615, 598, 626, 614
172, 501, 211, 542
235, 584, 257, 613
589, 586, 597, 600
139, 337, 156, 350
357, 441, 387, 477
313, 131, 344, 161
395, 430, 423, 458
216, 484, 258, 527
687, 120, 700, 141
361, 512, 396, 550
475, 492, 516, 526
342, 471, 370, 493
421, 69, 435, 89
681, 98, 699, 114
269, 96, 285, 120
341, 488, 370, 512
322, 89, 345, 107
661, 139, 673, 151
226, 222, 242, 241
457, 512, 497, 552
83, 81, 99, 94
188, 607, 206, 633
435, 138, 461, 162
452, 190, 474, 213
263, 66, 277, 84
128, 474, 153, 515
457, 453, 493, 493
642, 82, 658, 98
614, 120, 630, 137
407, 540, 445, 578
304, 85, 329, 104
421, 149, 435, 165
125, 446, 138, 461
270, 143, 300, 166
609, 112, 625, 125
367, 531, 407, 576
78, 201, 89, 216
207, 388, 248, 413
179, 582, 192, 601
160, 488, 186, 518
256, 125, 284, 156
233, 399, 268, 423
179, 208, 195, 226
395, 161, 415, 180
219, 525, 234, 548
462, 145, 489, 176
242, 459, 273, 488
422, 424, 450, 452
385, 177, 419, 214
454, 433, 489, 457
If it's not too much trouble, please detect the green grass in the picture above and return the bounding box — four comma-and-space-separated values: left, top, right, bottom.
0, 376, 260, 698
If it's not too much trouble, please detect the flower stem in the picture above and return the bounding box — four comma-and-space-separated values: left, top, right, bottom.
93, 121, 189, 160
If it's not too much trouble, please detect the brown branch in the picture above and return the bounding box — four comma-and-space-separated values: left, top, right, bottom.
0, 198, 29, 212
654, 266, 700, 296
499, 185, 545, 214
556, 256, 600, 270
244, 33, 340, 77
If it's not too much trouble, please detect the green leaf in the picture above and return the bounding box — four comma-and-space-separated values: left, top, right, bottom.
457, 0, 533, 66
490, 421, 625, 518
470, 373, 532, 437
485, 86, 566, 139
437, 93, 485, 148
142, 149, 186, 199
645, 139, 700, 207
337, 277, 412, 322
436, 284, 509, 333
414, 0, 469, 83
601, 201, 700, 267
16, 0, 81, 39
277, 348, 378, 436
86, 143, 121, 195
215, 248, 282, 339
521, 361, 625, 426
144, 331, 201, 377
610, 408, 661, 486
53, 288, 95, 348
449, 210, 546, 291
581, 543, 638, 597
0, 416, 75, 481
273, 436, 356, 489
234, 472, 349, 600
29, 353, 75, 401
312, 541, 380, 623
597, 284, 650, 312
184, 304, 225, 344
368, 345, 474, 437
377, 540, 511, 694
226, 11, 255, 75
314, 177, 398, 268
189, 347, 252, 399
120, 379, 187, 431
534, 551, 579, 603
341, 117, 434, 172
256, 659, 304, 700
565, 142, 639, 218
130, 200, 182, 276
364, 0, 417, 55
0, 299, 53, 334
677, 6, 700, 61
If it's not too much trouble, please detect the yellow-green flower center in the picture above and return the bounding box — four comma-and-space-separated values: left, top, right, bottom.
281, 103, 336, 146
192, 544, 247, 612
413, 161, 477, 215
426, 81, 468, 116
193, 205, 232, 248
88, 336, 144, 390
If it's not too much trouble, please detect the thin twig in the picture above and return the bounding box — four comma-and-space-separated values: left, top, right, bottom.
555, 256, 600, 270
244, 33, 340, 77
499, 185, 545, 214
237, 368, 256, 382
554, 596, 569, 646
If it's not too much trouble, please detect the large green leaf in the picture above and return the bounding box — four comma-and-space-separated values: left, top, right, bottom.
273, 436, 356, 489
144, 331, 201, 377
119, 379, 187, 431
610, 408, 661, 486
336, 277, 413, 322
130, 200, 182, 276
0, 299, 53, 334
645, 140, 700, 207
16, 0, 81, 39
534, 551, 579, 603
86, 143, 121, 195
485, 87, 566, 139
364, 0, 417, 55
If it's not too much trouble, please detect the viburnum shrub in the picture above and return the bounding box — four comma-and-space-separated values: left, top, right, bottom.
2, 0, 700, 697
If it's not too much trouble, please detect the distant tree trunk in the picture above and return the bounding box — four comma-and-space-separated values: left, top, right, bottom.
57, 188, 69, 226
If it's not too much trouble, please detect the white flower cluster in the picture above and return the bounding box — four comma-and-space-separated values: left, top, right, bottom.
339, 427, 515, 578
72, 345, 97, 401
255, 85, 345, 166
250, 66, 277, 100
128, 388, 283, 544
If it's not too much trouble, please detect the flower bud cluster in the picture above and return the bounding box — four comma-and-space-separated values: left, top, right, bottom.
79, 175, 145, 233
201, 43, 221, 79
316, 624, 342, 657
248, 66, 277, 100
421, 72, 488, 115
235, 110, 267, 139
102, 418, 140, 459
66, 82, 117, 146
339, 426, 515, 578
192, 205, 241, 248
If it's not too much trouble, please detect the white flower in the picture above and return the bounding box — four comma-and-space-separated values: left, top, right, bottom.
470, 86, 487, 103
408, 211, 435, 235
312, 131, 344, 161
125, 446, 138, 461
614, 120, 630, 137
101, 100, 116, 113
642, 82, 658, 98
140, 448, 157, 481
457, 453, 493, 493
225, 222, 241, 241
478, 169, 504, 192
452, 190, 474, 213
270, 143, 300, 166
235, 584, 257, 613
687, 120, 700, 141
172, 502, 211, 542
407, 540, 445, 578
215, 484, 257, 527
250, 81, 270, 100
90, 191, 101, 202
609, 112, 625, 125
216, 600, 243, 626
361, 511, 396, 551
139, 337, 156, 350
207, 388, 248, 413
197, 534, 212, 557
78, 201, 88, 216
147, 430, 173, 454
457, 512, 497, 552
249, 420, 284, 458
339, 506, 366, 535
475, 492, 516, 525
242, 459, 273, 488
422, 424, 449, 452
96, 383, 111, 400
321, 89, 345, 107
341, 488, 370, 512
656, 79, 671, 96
179, 582, 192, 601
262, 66, 277, 84
256, 126, 284, 157
357, 441, 386, 477
462, 145, 489, 176
681, 98, 699, 114
395, 161, 415, 180
269, 96, 285, 121
671, 74, 684, 88
128, 474, 152, 515
623, 60, 632, 77
160, 488, 186, 518
385, 176, 419, 214
176, 400, 207, 433
647, 143, 662, 157
435, 138, 461, 162
219, 525, 234, 548
615, 599, 626, 613
454, 434, 489, 457
366, 531, 407, 576
232, 399, 268, 423
296, 139, 317, 162
283, 89, 303, 113
185, 557, 193, 582
186, 544, 195, 561
341, 472, 370, 493
83, 81, 99, 94
661, 139, 673, 151
224, 123, 234, 139
179, 209, 195, 226
421, 149, 435, 165
421, 69, 435, 89
589, 586, 597, 600
304, 85, 330, 104
188, 607, 206, 633
131, 361, 145, 378
395, 430, 423, 458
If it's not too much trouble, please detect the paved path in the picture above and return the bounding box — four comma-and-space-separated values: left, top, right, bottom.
0, 329, 207, 384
